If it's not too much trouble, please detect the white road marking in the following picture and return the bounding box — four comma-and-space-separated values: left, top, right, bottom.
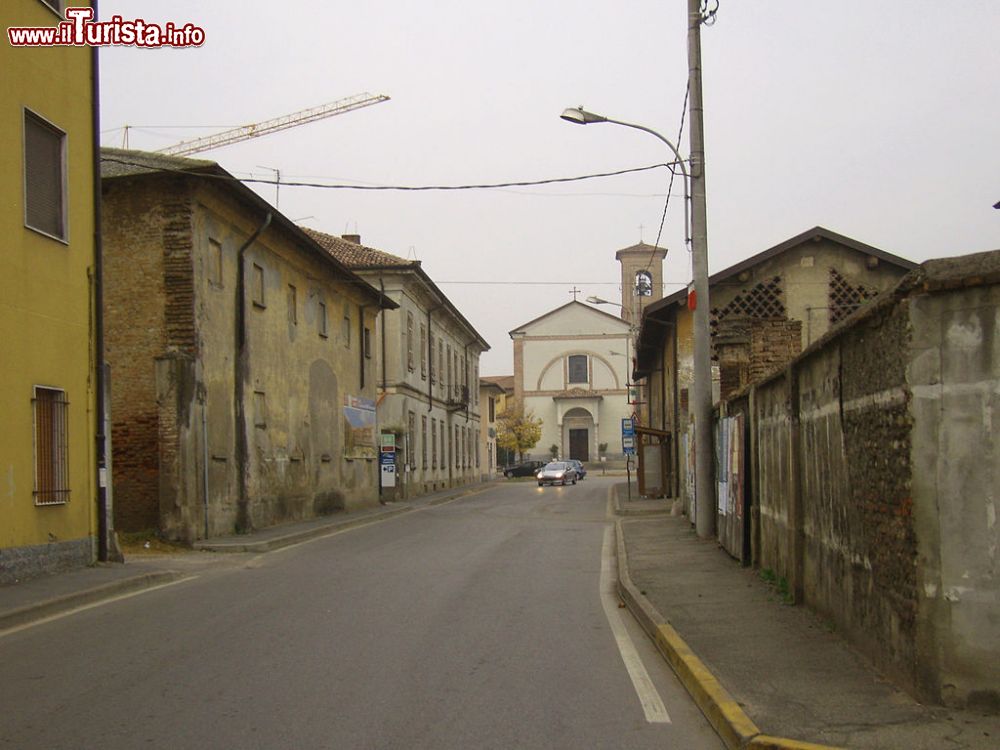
600, 525, 672, 724
0, 575, 198, 638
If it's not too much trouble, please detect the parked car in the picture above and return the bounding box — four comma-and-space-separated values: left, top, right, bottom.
537, 461, 578, 487
567, 459, 587, 480
503, 460, 545, 478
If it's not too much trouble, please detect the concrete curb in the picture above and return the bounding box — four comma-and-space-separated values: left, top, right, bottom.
0, 570, 185, 632
194, 484, 489, 554
612, 509, 844, 750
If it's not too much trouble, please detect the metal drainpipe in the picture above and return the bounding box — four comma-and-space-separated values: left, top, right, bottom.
91, 29, 118, 561
379, 278, 387, 393
234, 212, 272, 534
358, 303, 366, 389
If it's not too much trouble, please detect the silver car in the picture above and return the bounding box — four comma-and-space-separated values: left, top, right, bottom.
536, 461, 578, 487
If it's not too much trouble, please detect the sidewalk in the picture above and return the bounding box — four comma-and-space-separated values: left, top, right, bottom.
612, 482, 998, 750
0, 482, 490, 633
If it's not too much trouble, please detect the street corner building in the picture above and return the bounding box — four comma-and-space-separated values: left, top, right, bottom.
303, 229, 490, 500
100, 149, 396, 542
1, 0, 103, 583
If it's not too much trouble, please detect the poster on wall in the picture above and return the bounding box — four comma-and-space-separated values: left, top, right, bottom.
343, 395, 377, 458
684, 429, 696, 519
717, 418, 730, 516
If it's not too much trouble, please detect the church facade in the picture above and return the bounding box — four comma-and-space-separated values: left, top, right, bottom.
508, 242, 668, 463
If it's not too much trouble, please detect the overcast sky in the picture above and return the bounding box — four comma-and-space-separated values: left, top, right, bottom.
96, 1, 1000, 375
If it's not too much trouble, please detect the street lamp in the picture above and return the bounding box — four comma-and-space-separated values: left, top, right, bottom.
562, 105, 714, 538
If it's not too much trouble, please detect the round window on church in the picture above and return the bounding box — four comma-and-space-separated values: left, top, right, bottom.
635, 270, 653, 297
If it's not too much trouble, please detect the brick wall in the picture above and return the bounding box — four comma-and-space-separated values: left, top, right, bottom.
749, 319, 802, 383
102, 176, 194, 532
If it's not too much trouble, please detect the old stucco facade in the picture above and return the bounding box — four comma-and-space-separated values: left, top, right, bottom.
510, 302, 633, 462
102, 150, 391, 541
305, 230, 489, 500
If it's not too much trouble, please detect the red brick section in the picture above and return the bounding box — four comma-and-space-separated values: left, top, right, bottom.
749, 319, 802, 384
102, 176, 195, 531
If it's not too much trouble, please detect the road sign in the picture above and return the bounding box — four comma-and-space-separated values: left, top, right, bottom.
622, 418, 636, 456
380, 451, 396, 487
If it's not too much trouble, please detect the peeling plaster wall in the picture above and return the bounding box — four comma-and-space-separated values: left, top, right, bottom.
908, 286, 1000, 710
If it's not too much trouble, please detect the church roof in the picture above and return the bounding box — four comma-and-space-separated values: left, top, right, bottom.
615, 241, 668, 261
508, 300, 630, 336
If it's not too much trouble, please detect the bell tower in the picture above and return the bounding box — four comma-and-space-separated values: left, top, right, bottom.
615, 242, 668, 326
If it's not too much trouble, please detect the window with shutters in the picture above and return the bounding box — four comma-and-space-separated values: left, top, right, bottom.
421, 415, 428, 469
33, 386, 70, 505
420, 324, 427, 380
342, 303, 352, 348
431, 419, 437, 469
406, 312, 415, 371
251, 263, 265, 307
24, 110, 67, 241
318, 300, 328, 338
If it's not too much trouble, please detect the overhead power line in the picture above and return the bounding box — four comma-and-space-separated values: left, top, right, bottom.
101, 155, 682, 192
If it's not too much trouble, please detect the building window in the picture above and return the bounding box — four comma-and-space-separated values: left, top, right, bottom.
406, 312, 415, 371
208, 239, 223, 287
446, 345, 453, 393
489, 396, 495, 422
33, 386, 69, 505
408, 411, 417, 470
431, 419, 437, 469
420, 323, 427, 380
438, 340, 444, 389
24, 109, 67, 241
342, 303, 351, 348
288, 284, 297, 325
421, 415, 428, 469
363, 327, 371, 359
251, 263, 265, 307
253, 391, 267, 428
318, 300, 328, 338
568, 354, 588, 384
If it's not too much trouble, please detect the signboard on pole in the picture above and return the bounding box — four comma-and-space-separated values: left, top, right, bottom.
621, 417, 636, 456
380, 451, 396, 487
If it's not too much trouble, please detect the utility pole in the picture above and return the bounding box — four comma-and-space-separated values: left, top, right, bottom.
688, 0, 715, 538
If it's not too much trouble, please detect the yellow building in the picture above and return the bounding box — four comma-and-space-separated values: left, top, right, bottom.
1, 1, 102, 582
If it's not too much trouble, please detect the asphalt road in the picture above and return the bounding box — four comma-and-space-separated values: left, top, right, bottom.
0, 477, 723, 749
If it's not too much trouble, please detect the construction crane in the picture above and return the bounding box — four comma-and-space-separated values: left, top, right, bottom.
156, 92, 390, 156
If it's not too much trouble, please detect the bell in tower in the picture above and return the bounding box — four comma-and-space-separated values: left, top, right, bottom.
615, 242, 668, 326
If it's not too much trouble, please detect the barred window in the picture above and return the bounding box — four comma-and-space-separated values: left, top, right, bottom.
33, 387, 69, 505
24, 110, 67, 241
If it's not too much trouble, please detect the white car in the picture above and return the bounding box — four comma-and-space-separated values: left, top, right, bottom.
536, 461, 578, 487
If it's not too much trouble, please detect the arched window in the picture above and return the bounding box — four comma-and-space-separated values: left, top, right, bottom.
635, 270, 653, 297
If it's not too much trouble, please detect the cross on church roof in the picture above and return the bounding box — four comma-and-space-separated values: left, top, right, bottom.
569, 286, 581, 301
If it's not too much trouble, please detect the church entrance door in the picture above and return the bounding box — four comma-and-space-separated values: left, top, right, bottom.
569, 429, 589, 462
